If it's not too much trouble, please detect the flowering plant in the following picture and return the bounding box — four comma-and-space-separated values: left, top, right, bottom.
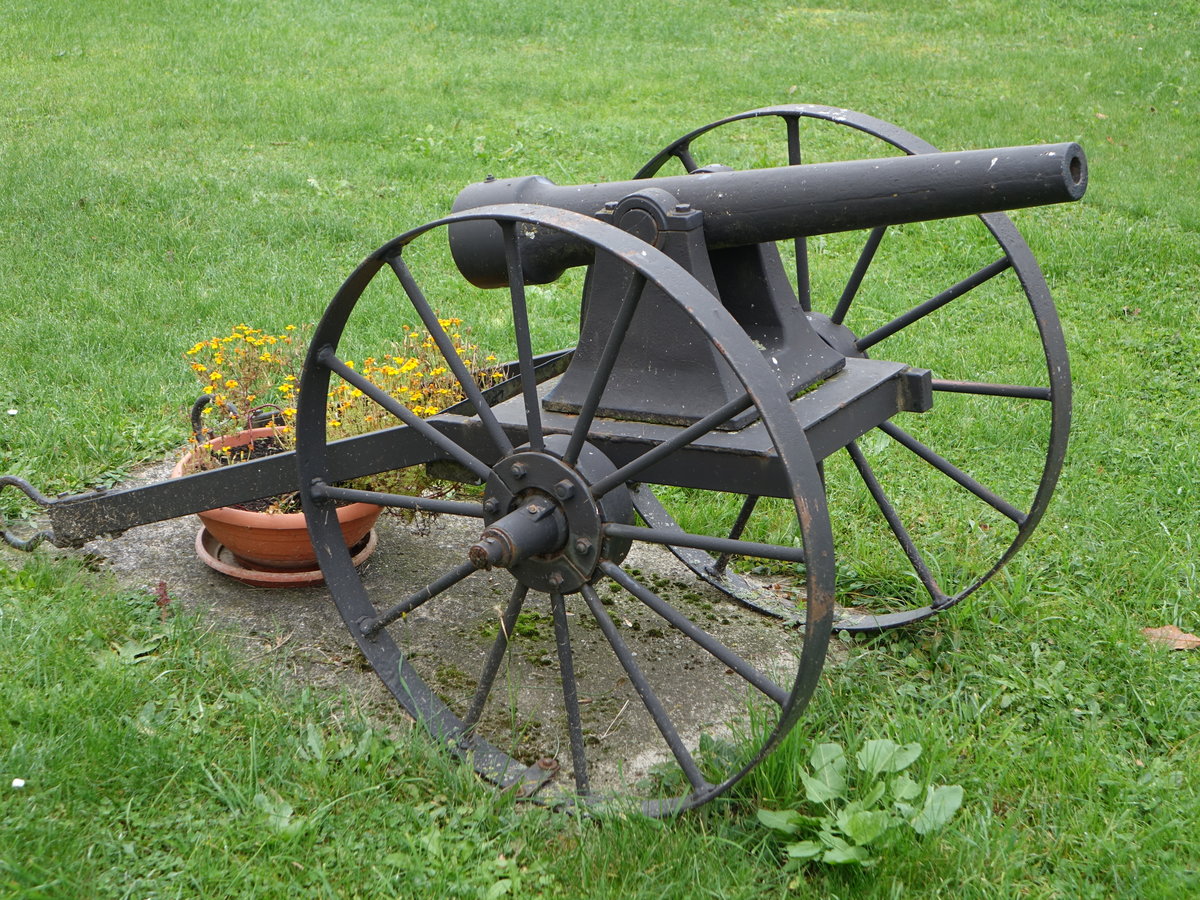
182, 321, 502, 512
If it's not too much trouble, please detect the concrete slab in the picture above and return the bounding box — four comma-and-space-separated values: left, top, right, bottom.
69, 458, 830, 801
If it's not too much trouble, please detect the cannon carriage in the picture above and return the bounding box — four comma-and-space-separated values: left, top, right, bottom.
1, 105, 1086, 813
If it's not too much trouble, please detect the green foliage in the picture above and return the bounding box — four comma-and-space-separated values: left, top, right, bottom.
0, 557, 565, 899
757, 739, 963, 868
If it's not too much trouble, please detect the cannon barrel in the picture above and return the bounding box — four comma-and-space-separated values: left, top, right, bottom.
449, 142, 1086, 288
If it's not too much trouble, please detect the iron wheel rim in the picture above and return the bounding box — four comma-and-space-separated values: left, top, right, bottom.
633, 104, 1071, 633
296, 204, 837, 813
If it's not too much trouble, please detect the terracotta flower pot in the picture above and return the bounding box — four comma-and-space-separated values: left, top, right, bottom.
173, 428, 382, 572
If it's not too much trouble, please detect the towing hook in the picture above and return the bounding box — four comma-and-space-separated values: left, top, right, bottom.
0, 475, 56, 552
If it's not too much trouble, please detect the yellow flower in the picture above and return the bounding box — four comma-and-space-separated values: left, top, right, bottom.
225, 380, 239, 389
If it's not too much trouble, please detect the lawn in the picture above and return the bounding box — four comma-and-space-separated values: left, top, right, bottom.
1, 0, 1198, 897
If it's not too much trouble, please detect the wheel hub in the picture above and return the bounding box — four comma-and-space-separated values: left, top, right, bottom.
468, 435, 633, 594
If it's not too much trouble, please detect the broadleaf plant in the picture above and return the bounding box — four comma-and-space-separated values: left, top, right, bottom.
757, 739, 963, 867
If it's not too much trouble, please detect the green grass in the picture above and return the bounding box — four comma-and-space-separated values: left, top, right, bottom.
2, 0, 1199, 896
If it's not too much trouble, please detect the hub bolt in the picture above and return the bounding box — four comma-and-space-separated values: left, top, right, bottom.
554, 479, 575, 500
510, 462, 527, 479
483, 498, 500, 515
548, 572, 564, 588
574, 537, 592, 555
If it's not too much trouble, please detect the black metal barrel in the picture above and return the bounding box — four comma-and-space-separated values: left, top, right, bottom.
449, 142, 1087, 287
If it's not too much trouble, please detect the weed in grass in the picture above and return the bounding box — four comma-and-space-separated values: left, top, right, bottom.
756, 739, 963, 869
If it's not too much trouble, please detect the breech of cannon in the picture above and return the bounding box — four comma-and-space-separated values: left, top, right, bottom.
449, 142, 1087, 288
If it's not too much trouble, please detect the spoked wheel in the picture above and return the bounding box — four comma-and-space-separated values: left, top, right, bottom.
632, 104, 1071, 632
296, 204, 836, 814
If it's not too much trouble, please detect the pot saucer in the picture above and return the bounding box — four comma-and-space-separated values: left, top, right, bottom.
195, 527, 377, 588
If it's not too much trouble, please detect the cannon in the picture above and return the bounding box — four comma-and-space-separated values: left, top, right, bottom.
1, 106, 1086, 814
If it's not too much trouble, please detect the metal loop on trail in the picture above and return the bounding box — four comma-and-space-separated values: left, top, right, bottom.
0, 475, 56, 551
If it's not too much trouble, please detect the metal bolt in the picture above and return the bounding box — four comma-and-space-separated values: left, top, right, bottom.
483, 498, 500, 515
674, 203, 692, 213
574, 537, 592, 555
510, 462, 527, 479
548, 572, 564, 588
554, 479, 575, 500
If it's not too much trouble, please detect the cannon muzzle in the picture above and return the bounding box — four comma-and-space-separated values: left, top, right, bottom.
449, 142, 1086, 288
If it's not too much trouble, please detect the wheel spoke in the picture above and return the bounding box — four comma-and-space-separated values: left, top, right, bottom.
785, 116, 811, 312
463, 585, 528, 731
845, 442, 948, 606
712, 494, 760, 575
360, 560, 477, 638
855, 257, 1012, 352
878, 421, 1026, 524
319, 346, 493, 482
832, 226, 887, 325
676, 143, 699, 172
932, 379, 1052, 401
500, 223, 546, 452
604, 522, 805, 564
311, 482, 484, 518
587, 392, 753, 499
601, 562, 787, 705
386, 254, 514, 457
550, 592, 590, 795
580, 583, 709, 791
563, 271, 648, 465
